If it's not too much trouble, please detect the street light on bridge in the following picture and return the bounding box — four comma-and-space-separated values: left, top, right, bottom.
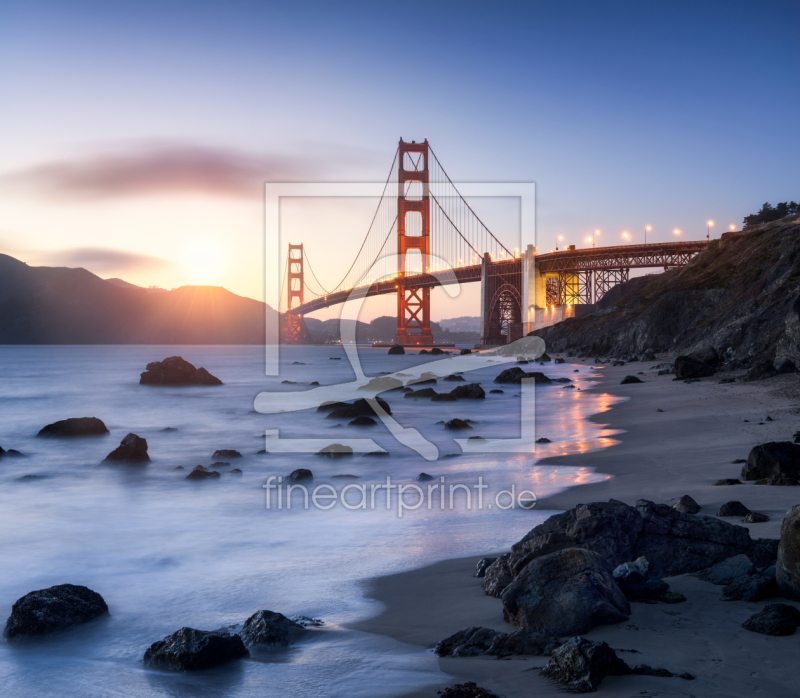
622, 231, 630, 244
674, 228, 682, 243
645, 225, 652, 245
730, 224, 736, 232
556, 235, 563, 251
707, 220, 714, 241
592, 230, 600, 248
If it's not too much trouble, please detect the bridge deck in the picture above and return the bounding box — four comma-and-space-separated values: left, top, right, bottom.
288, 240, 709, 315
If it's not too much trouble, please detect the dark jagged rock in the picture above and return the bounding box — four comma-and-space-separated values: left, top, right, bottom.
745, 512, 770, 523
554, 357, 565, 363
431, 393, 457, 401
742, 603, 800, 636
749, 538, 779, 569
240, 610, 304, 648
777, 505, 800, 600
460, 348, 472, 355
718, 501, 750, 517
494, 367, 552, 384
474, 557, 497, 578
407, 376, 437, 385
489, 389, 503, 394
540, 636, 630, 693
3, 584, 109, 641
213, 449, 242, 459
434, 626, 502, 657
37, 417, 109, 438
507, 499, 752, 580
741, 442, 800, 480
387, 344, 405, 355
0, 447, 24, 459
443, 374, 466, 382
444, 418, 472, 430
620, 375, 643, 384
486, 630, 561, 657
438, 682, 500, 698
674, 355, 716, 379
230, 468, 242, 475
403, 387, 438, 399
673, 494, 701, 514
482, 554, 513, 597
349, 415, 377, 426
448, 383, 485, 399
696, 554, 753, 585
612, 557, 669, 600
715, 478, 742, 485
210, 461, 230, 468
139, 356, 222, 386
103, 433, 150, 463
501, 548, 630, 636
143, 627, 248, 671
722, 572, 777, 601
287, 468, 313, 482
186, 466, 220, 480
747, 359, 778, 381
314, 444, 353, 458
358, 376, 403, 392
754, 475, 800, 486
536, 437, 551, 443
416, 472, 434, 481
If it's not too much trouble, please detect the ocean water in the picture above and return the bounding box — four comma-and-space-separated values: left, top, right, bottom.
0, 345, 619, 697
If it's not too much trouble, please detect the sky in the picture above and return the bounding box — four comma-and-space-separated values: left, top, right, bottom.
0, 0, 798, 321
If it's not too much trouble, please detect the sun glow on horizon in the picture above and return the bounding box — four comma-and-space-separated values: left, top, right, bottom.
181, 240, 228, 283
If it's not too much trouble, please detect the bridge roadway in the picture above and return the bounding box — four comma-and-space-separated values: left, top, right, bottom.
287, 240, 709, 316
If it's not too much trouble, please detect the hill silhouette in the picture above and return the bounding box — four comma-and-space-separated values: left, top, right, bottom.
0, 254, 278, 344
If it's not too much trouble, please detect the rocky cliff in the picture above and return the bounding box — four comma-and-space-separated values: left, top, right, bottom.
529, 217, 800, 364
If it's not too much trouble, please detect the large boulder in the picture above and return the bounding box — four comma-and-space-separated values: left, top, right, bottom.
143, 627, 248, 670
37, 417, 109, 438
674, 355, 716, 379
448, 383, 485, 399
387, 345, 405, 355
102, 433, 150, 463
540, 636, 630, 693
507, 499, 752, 580
3, 584, 109, 641
612, 557, 668, 600
140, 356, 222, 386
696, 554, 754, 585
742, 442, 800, 481
718, 501, 750, 517
435, 627, 560, 658
494, 367, 551, 384
777, 505, 800, 600
240, 610, 304, 648
742, 604, 800, 636
501, 548, 631, 636
434, 627, 502, 657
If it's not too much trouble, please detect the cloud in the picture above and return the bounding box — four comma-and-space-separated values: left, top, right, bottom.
42, 247, 171, 275
0, 143, 322, 200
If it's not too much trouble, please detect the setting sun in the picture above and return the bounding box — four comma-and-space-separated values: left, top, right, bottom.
181, 240, 227, 283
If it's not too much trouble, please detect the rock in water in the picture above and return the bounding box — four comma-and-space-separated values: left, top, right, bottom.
3, 584, 109, 641
314, 444, 353, 458
777, 505, 800, 600
416, 473, 434, 481
349, 415, 377, 426
143, 627, 248, 671
185, 466, 220, 480
139, 356, 222, 386
742, 604, 800, 636
501, 548, 630, 636
673, 494, 701, 514
387, 344, 405, 354
240, 610, 304, 648
37, 417, 109, 438
102, 433, 150, 463
213, 449, 242, 459
474, 557, 497, 578
494, 367, 552, 384
718, 501, 750, 517
540, 636, 630, 692
444, 418, 472, 430
674, 355, 716, 379
287, 468, 313, 482
742, 442, 800, 481
448, 383, 486, 399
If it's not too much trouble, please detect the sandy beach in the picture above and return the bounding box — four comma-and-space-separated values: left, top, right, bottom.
354, 360, 800, 697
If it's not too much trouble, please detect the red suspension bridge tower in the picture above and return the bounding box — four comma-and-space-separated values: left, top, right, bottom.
395, 139, 433, 346
284, 243, 305, 342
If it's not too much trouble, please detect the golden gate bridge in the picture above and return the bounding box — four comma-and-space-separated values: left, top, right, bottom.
281, 139, 709, 346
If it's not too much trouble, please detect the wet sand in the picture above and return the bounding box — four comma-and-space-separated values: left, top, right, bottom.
353, 361, 800, 697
